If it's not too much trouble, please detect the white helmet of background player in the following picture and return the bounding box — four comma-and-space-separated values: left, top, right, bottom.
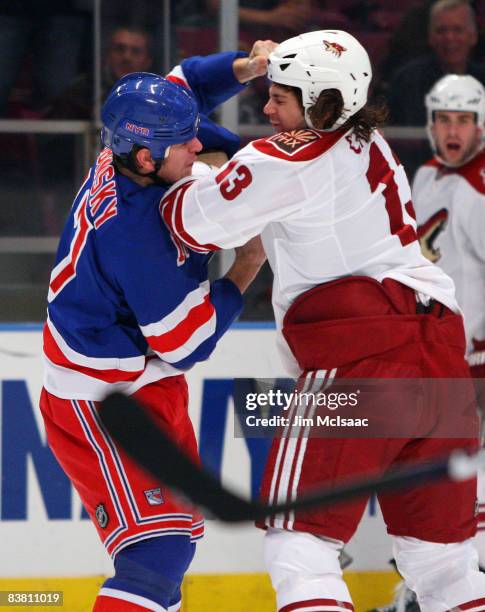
267, 30, 372, 130
425, 74, 485, 162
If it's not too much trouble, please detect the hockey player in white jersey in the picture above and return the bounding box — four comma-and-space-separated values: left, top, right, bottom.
371, 72, 485, 612
415, 74, 485, 372
162, 31, 485, 610
376, 70, 485, 612
416, 71, 485, 558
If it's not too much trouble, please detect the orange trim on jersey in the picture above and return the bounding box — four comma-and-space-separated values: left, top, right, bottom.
252, 127, 347, 161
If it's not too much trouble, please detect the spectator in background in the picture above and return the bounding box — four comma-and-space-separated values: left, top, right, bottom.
206, 0, 310, 36
388, 0, 485, 125
49, 25, 153, 119
0, 0, 87, 117
203, 0, 312, 124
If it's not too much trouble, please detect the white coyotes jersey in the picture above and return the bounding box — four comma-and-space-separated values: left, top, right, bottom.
413, 151, 485, 358
162, 127, 458, 374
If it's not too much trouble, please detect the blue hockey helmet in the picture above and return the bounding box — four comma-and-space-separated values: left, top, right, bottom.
101, 72, 199, 160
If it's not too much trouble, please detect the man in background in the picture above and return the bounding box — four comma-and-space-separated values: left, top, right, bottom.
49, 25, 153, 119
388, 0, 485, 125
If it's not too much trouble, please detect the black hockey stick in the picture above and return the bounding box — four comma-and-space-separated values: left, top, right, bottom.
99, 392, 478, 523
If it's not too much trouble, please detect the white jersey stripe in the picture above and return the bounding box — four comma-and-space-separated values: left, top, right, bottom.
140, 281, 210, 337
270, 371, 321, 529
267, 371, 313, 511
287, 369, 336, 529
155, 312, 217, 363
98, 587, 167, 611
280, 608, 351, 612
47, 317, 145, 371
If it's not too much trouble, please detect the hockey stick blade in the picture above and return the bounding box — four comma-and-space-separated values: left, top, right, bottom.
100, 392, 455, 523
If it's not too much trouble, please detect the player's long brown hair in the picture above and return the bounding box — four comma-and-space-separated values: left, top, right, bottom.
281, 85, 388, 142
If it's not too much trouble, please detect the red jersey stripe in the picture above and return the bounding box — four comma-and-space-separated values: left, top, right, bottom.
457, 598, 485, 610
146, 294, 215, 353
43, 323, 144, 383
279, 599, 354, 612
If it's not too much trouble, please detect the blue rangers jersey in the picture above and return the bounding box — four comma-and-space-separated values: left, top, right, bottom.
44, 52, 245, 400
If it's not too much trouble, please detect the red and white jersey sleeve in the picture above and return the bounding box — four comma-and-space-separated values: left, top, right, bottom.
413, 151, 485, 358
163, 128, 458, 374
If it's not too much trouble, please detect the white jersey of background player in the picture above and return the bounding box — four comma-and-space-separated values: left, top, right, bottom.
414, 74, 485, 364
413, 73, 485, 565
162, 31, 485, 610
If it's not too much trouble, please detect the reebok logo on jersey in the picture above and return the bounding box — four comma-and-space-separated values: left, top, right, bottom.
144, 488, 164, 506
268, 129, 320, 155
323, 40, 347, 57
95, 503, 109, 528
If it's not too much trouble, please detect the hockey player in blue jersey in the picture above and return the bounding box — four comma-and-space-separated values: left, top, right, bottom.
39, 44, 274, 612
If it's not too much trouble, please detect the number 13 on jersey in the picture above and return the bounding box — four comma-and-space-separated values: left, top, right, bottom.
215, 161, 253, 201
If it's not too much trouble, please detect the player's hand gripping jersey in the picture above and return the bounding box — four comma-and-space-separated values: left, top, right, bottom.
162, 127, 459, 373
414, 150, 485, 365
44, 53, 246, 400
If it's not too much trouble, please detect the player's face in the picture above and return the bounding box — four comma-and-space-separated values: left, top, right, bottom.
107, 30, 152, 80
157, 137, 203, 183
263, 84, 306, 132
431, 110, 482, 166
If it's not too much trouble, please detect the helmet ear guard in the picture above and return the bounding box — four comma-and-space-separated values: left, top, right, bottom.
101, 72, 199, 161
267, 30, 372, 130
425, 74, 485, 165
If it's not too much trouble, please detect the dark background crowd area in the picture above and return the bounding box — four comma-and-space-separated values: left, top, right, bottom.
1, 0, 484, 122
1, 0, 484, 321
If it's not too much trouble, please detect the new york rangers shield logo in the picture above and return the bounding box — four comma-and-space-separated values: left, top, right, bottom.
323, 40, 347, 57
144, 487, 164, 506
95, 503, 109, 528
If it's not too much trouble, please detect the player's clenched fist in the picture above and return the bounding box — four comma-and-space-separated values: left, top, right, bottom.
233, 40, 279, 83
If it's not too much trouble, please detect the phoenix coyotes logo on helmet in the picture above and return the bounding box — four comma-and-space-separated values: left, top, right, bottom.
323, 40, 347, 57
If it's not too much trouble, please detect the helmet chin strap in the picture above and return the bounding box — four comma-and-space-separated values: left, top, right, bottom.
144, 159, 166, 184
114, 146, 172, 185
144, 145, 171, 185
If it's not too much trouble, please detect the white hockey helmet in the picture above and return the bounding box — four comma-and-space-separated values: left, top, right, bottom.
425, 74, 485, 155
426, 74, 485, 126
267, 30, 372, 130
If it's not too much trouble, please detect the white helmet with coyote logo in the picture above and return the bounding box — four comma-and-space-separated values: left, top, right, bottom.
267, 30, 372, 129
